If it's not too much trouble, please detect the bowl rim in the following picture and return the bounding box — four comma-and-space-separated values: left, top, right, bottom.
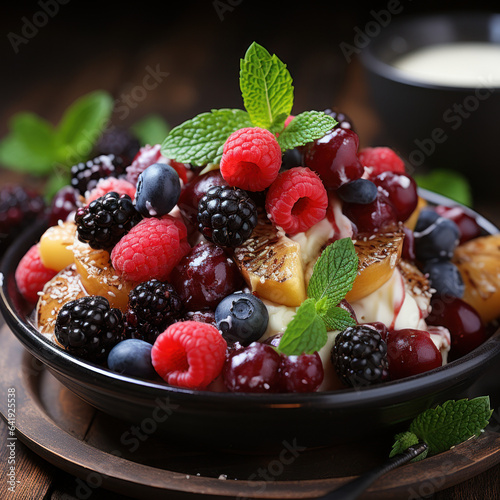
1, 188, 500, 410
360, 11, 500, 92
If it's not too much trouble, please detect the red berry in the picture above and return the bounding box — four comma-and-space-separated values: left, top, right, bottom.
427, 296, 487, 359
280, 352, 324, 392
125, 144, 163, 185
111, 216, 190, 282
372, 172, 418, 222
15, 244, 57, 303
265, 167, 328, 235
151, 321, 227, 389
86, 177, 136, 204
359, 147, 406, 177
223, 342, 282, 393
303, 128, 364, 189
387, 329, 442, 380
169, 241, 244, 311
220, 127, 281, 191
434, 205, 481, 244
169, 160, 188, 185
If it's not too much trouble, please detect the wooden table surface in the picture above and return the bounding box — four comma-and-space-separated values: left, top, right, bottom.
1, 2, 499, 499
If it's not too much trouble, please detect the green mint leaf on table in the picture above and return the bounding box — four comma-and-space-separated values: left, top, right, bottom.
161, 109, 252, 166
240, 42, 293, 133
415, 168, 472, 207
131, 114, 170, 146
277, 111, 337, 151
390, 397, 493, 460
56, 90, 114, 165
278, 299, 327, 356
0, 113, 59, 174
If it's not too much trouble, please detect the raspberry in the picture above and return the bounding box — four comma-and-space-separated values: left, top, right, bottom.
197, 186, 258, 247
358, 147, 406, 177
220, 127, 281, 191
86, 177, 137, 204
151, 321, 227, 389
265, 167, 328, 235
15, 244, 57, 303
71, 154, 125, 195
111, 215, 190, 282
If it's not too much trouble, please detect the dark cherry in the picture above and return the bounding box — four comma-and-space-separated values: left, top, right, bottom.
434, 205, 482, 244
362, 321, 388, 342
169, 241, 244, 312
223, 342, 282, 393
280, 352, 324, 393
427, 296, 487, 359
48, 185, 82, 226
303, 127, 364, 190
343, 192, 398, 234
372, 171, 418, 222
387, 329, 442, 380
263, 333, 283, 348
177, 170, 228, 227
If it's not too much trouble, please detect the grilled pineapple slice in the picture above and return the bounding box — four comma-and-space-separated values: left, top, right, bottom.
234, 218, 306, 307
453, 234, 500, 323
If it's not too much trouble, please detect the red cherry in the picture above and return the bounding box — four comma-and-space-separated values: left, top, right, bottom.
372, 172, 418, 222
280, 352, 324, 392
434, 205, 481, 244
387, 329, 442, 380
362, 322, 389, 342
303, 128, 364, 189
427, 296, 487, 359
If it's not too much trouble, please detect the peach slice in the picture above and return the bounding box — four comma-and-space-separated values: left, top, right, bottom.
39, 221, 76, 272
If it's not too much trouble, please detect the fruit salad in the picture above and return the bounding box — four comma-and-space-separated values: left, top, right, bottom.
11, 43, 500, 394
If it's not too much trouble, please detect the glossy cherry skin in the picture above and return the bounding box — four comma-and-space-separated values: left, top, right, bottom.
303, 128, 364, 190
223, 343, 282, 393
387, 329, 442, 380
280, 352, 324, 392
372, 171, 418, 222
427, 296, 487, 359
169, 241, 244, 312
434, 205, 482, 244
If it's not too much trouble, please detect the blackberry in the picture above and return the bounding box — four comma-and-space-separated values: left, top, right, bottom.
0, 185, 45, 253
93, 128, 140, 166
332, 325, 388, 387
75, 191, 142, 250
324, 108, 356, 132
197, 186, 258, 247
71, 154, 125, 195
125, 279, 183, 344
55, 296, 124, 363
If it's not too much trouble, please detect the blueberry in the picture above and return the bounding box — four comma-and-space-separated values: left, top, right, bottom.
107, 339, 156, 379
135, 163, 181, 217
337, 179, 378, 204
423, 260, 465, 298
414, 209, 440, 232
280, 148, 303, 171
414, 217, 460, 261
215, 292, 269, 346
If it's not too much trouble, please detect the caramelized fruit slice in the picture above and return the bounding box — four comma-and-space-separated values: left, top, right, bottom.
72, 235, 138, 311
39, 221, 76, 272
234, 217, 306, 307
453, 234, 500, 324
405, 196, 427, 231
36, 264, 87, 335
345, 229, 404, 303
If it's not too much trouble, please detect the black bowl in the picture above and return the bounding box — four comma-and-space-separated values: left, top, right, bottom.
1, 190, 500, 451
360, 12, 500, 195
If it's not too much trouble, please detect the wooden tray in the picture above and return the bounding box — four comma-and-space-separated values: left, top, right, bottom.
0, 322, 499, 500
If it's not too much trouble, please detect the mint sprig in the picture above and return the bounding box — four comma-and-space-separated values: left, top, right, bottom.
131, 114, 170, 146
161, 42, 337, 166
390, 397, 493, 461
278, 238, 358, 356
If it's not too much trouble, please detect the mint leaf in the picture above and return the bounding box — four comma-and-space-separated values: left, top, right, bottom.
320, 306, 356, 331
409, 397, 493, 456
308, 238, 358, 308
0, 113, 58, 174
390, 432, 428, 462
278, 298, 327, 356
277, 111, 337, 151
415, 169, 472, 207
131, 114, 170, 146
56, 90, 113, 165
240, 42, 293, 132
161, 109, 252, 166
